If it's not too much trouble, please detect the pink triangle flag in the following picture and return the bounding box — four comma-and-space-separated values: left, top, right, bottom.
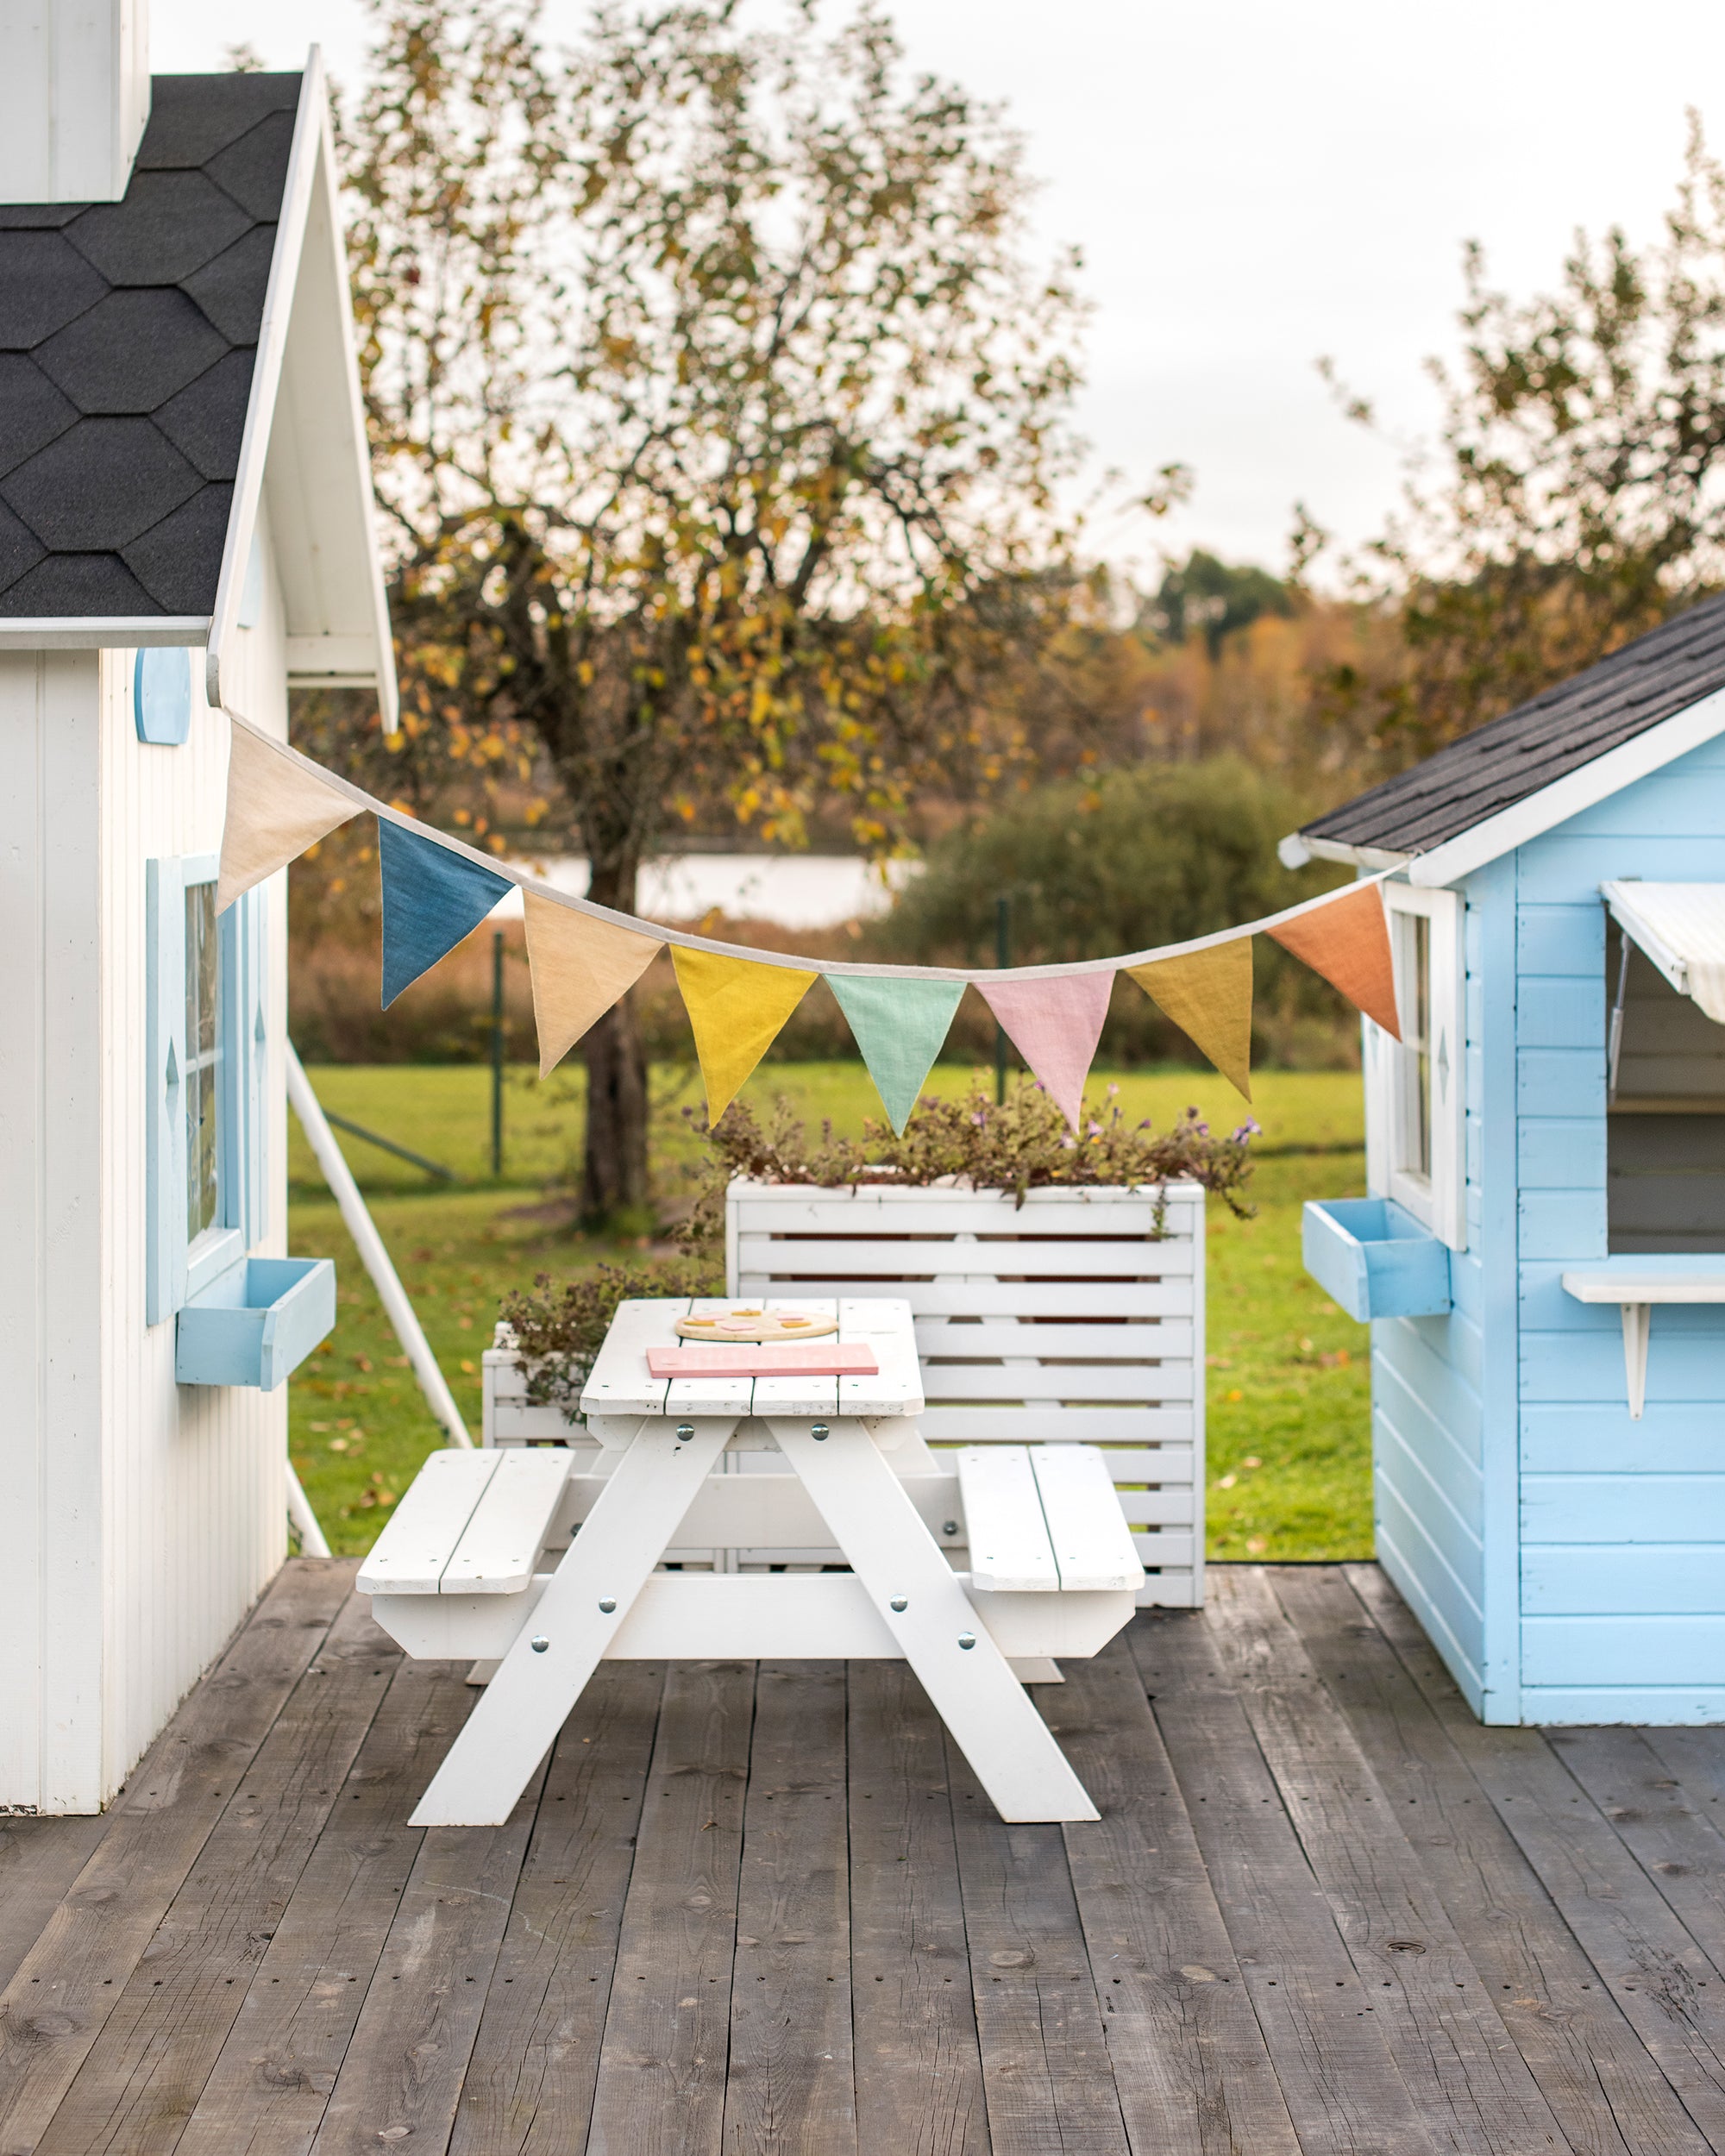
977, 971, 1114, 1129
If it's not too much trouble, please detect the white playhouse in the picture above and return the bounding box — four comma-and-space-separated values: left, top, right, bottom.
0, 10, 396, 1813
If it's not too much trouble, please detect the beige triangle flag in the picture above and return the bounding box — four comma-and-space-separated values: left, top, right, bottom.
217, 719, 360, 912
1127, 937, 1254, 1099
524, 889, 663, 1075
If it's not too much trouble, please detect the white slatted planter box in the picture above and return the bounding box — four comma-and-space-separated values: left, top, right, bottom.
726, 1177, 1206, 1608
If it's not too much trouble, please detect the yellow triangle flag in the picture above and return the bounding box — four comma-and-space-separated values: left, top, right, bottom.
217, 719, 359, 912
1127, 938, 1254, 1099
672, 947, 818, 1125
524, 891, 663, 1076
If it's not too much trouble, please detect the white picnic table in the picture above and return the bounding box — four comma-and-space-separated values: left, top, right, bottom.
367, 1295, 1141, 1827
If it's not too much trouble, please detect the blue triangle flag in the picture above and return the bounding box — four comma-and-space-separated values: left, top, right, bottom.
378, 817, 513, 1007
826, 974, 964, 1133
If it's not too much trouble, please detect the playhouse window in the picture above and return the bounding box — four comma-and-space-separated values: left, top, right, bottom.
1365, 882, 1465, 1250
147, 857, 270, 1326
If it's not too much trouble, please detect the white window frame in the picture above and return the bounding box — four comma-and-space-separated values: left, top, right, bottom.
1364, 881, 1465, 1252
146, 857, 270, 1324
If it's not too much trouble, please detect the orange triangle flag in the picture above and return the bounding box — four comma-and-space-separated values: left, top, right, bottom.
1267, 883, 1401, 1039
1127, 937, 1253, 1098
523, 892, 663, 1076
672, 947, 818, 1125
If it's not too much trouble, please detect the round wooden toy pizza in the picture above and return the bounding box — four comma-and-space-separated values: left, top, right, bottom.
674, 1307, 838, 1344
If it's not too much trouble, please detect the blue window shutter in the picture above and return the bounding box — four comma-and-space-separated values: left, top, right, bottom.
218, 883, 270, 1249
145, 857, 188, 1323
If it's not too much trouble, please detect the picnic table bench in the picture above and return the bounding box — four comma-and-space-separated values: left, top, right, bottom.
361, 1295, 1143, 1825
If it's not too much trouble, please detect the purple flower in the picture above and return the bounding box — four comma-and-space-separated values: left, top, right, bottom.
1107, 1081, 1120, 1097
1061, 1135, 1077, 1150
971, 1111, 986, 1126
1231, 1117, 1261, 1144
1087, 1119, 1101, 1136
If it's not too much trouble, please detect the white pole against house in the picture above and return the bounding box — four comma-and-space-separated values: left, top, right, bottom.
285, 1459, 332, 1557
286, 1042, 474, 1448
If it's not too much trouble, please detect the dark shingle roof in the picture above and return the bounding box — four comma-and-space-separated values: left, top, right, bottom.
1301, 594, 1725, 856
0, 72, 300, 617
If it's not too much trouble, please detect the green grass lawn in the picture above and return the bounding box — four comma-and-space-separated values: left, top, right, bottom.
288, 1060, 1371, 1560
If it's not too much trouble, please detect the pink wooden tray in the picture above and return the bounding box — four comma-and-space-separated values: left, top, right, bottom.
645, 1343, 881, 1378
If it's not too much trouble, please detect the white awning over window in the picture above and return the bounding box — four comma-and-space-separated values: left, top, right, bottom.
1602, 881, 1725, 1023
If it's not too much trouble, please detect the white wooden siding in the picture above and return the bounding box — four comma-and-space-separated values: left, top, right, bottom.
0, 501, 292, 1813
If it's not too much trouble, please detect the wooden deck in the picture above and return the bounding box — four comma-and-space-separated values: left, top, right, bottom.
5, 1562, 1725, 2153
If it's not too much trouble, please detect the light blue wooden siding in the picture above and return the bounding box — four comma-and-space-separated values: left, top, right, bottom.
1371, 856, 1517, 1719
1515, 736, 1725, 1722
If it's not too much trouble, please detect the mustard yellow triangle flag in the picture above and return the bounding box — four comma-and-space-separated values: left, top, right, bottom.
217, 718, 359, 912
524, 891, 663, 1076
1127, 937, 1254, 1099
672, 947, 818, 1125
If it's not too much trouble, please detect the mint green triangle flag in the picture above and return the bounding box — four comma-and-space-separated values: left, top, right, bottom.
827, 974, 965, 1133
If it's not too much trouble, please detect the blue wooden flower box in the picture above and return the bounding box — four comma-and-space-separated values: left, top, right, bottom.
175, 1257, 336, 1390
1302, 1197, 1452, 1323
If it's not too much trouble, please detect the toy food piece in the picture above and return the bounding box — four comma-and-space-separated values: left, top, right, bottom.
674, 1307, 838, 1343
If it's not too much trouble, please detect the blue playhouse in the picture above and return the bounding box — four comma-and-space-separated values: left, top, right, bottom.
1287, 596, 1725, 1725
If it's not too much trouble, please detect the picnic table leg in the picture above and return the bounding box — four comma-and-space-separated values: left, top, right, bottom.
766, 1418, 1098, 1823
409, 1418, 737, 1827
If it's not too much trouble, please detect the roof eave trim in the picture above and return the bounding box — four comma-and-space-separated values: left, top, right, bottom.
0, 617, 210, 649
204, 53, 399, 731
1278, 831, 1408, 872
1405, 682, 1725, 887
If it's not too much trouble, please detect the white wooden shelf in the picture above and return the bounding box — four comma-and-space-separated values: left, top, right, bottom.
1561, 1264, 1725, 1419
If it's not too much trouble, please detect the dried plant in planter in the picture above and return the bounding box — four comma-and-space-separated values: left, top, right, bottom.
499, 1081, 1255, 1420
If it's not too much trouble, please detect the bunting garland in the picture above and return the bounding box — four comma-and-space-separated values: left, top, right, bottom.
672, 948, 819, 1124
1127, 939, 1254, 1100
523, 892, 662, 1076
977, 972, 1115, 1130
378, 817, 513, 1008
214, 711, 1415, 1119
826, 974, 964, 1133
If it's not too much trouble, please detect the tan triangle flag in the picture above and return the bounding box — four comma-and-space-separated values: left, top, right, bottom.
217, 719, 359, 912
1267, 881, 1402, 1040
524, 890, 663, 1075
1127, 937, 1254, 1098
672, 946, 818, 1125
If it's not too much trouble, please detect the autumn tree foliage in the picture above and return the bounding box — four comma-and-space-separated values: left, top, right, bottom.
337, 0, 1088, 1219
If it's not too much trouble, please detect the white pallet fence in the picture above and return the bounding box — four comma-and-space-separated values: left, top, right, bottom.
726, 1178, 1205, 1608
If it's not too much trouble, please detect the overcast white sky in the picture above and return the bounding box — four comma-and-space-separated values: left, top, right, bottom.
156, 0, 1725, 584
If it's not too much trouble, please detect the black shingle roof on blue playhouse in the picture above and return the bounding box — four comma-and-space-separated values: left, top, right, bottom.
0, 72, 300, 617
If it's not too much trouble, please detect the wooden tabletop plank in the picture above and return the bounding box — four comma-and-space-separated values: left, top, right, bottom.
1350, 1559, 1725, 2144
723, 1664, 856, 2155
448, 1661, 666, 2156
1050, 1638, 1299, 2156
585, 1661, 755, 2156
1133, 1608, 1443, 2156
1274, 1566, 1709, 2156
307, 1760, 549, 2153
846, 1662, 988, 2156
0, 1558, 353, 2156
175, 1654, 485, 2156
38, 1594, 398, 2156
945, 1733, 1131, 2156
1203, 1567, 1571, 2156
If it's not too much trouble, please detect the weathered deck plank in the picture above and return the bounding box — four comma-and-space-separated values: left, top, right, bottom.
0, 1558, 353, 2156
176, 1654, 486, 2156
724, 1663, 855, 2156
37, 1593, 398, 2156
305, 1760, 548, 2154
1202, 1566, 1573, 2155
946, 1731, 1131, 2156
1135, 1607, 1444, 2156
448, 1661, 665, 2156
1048, 1639, 1301, 2156
583, 1661, 755, 2156
846, 1660, 988, 2156
1351, 1559, 1725, 2147
1275, 1564, 1711, 2156
19, 1559, 1725, 2156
